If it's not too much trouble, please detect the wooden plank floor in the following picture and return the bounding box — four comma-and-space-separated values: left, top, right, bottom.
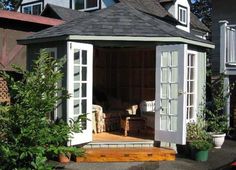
77, 147, 176, 162
93, 132, 154, 142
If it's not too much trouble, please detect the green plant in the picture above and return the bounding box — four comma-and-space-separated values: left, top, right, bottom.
205, 75, 233, 134
187, 120, 210, 142
72, 147, 85, 157
0, 50, 84, 169
190, 140, 213, 151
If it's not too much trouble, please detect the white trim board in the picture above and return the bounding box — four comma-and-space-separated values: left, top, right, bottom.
68, 35, 215, 49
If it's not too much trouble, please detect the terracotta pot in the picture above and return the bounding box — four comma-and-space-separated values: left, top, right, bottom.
58, 153, 70, 163
211, 133, 226, 149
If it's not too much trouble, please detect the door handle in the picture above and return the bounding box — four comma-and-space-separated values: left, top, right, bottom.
178, 90, 186, 95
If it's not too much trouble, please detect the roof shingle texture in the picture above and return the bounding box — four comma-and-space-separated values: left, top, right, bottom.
41, 3, 89, 21
20, 2, 211, 45
190, 12, 210, 32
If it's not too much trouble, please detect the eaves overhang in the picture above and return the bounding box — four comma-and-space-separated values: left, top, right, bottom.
18, 35, 215, 49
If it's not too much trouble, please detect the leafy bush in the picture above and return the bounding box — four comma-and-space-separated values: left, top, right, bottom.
187, 121, 211, 142
190, 140, 213, 151
205, 75, 232, 134
0, 50, 83, 169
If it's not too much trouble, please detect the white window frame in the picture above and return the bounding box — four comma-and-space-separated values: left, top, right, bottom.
178, 5, 187, 26
22, 2, 43, 15
186, 50, 198, 123
73, 0, 99, 11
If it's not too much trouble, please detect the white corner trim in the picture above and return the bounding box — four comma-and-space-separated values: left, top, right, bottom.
68, 35, 215, 48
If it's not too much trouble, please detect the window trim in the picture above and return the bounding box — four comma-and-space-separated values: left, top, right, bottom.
72, 0, 100, 11
21, 0, 43, 15
186, 50, 198, 123
178, 5, 188, 26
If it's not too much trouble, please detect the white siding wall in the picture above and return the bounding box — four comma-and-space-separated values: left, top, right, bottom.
197, 52, 206, 114
164, 0, 190, 32
19, 0, 115, 12
44, 0, 69, 8
101, 0, 115, 9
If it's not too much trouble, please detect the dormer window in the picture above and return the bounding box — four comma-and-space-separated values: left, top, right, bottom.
178, 5, 187, 26
22, 2, 42, 15
73, 0, 99, 11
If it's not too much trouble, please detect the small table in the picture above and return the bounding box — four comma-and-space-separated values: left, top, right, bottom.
120, 116, 146, 136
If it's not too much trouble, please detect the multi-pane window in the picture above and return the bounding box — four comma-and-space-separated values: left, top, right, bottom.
178, 5, 187, 25
22, 3, 42, 15
74, 49, 88, 129
74, 0, 99, 11
160, 51, 178, 132
186, 52, 197, 123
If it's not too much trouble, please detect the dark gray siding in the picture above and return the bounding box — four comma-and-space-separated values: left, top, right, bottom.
212, 0, 236, 74
27, 41, 67, 121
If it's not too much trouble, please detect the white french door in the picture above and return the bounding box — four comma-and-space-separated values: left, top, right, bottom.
155, 44, 187, 145
67, 42, 93, 145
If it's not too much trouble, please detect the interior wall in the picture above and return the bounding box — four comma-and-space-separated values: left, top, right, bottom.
93, 47, 155, 106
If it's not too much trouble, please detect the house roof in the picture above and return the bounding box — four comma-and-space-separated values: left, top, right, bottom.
190, 12, 210, 32
41, 3, 89, 21
119, 0, 178, 24
0, 9, 63, 26
18, 2, 213, 48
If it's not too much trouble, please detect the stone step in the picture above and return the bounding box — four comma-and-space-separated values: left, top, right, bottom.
83, 141, 154, 148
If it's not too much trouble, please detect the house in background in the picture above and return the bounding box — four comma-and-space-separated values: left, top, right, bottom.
0, 9, 63, 103
18, 0, 118, 14
211, 0, 236, 128
18, 0, 214, 147
18, 0, 210, 37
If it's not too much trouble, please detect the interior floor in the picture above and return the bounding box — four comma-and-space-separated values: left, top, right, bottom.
93, 131, 154, 142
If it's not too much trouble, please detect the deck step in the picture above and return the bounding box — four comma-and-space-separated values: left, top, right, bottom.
83, 141, 154, 148
77, 147, 176, 162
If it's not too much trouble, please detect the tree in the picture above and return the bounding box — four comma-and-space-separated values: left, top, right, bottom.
0, 0, 23, 10
190, 0, 212, 29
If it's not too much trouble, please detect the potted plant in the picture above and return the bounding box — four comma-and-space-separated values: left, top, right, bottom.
178, 120, 209, 157
205, 76, 231, 149
71, 148, 85, 162
190, 140, 213, 161
206, 109, 228, 149
57, 146, 77, 163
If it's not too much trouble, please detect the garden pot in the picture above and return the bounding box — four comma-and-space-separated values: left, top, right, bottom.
211, 133, 226, 149
191, 149, 209, 162
58, 153, 70, 163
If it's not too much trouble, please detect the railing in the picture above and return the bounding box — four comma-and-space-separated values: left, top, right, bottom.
220, 21, 236, 73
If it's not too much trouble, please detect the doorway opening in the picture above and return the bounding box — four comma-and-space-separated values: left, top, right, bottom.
92, 47, 156, 142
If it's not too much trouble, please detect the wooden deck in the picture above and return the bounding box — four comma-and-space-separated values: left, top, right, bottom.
77, 147, 176, 162
93, 131, 154, 142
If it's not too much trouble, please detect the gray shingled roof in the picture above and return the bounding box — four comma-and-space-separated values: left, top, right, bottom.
190, 12, 210, 32
120, 0, 178, 24
19, 2, 212, 46
41, 3, 89, 21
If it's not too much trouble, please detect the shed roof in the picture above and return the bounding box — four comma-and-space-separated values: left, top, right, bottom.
41, 3, 89, 21
18, 2, 213, 48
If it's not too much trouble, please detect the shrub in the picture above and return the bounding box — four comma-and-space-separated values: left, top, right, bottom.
0, 50, 82, 169
190, 140, 213, 151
